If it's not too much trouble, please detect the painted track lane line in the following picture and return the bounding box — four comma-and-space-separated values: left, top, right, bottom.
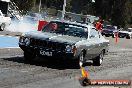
0, 47, 20, 49
0, 35, 19, 48
0, 35, 19, 38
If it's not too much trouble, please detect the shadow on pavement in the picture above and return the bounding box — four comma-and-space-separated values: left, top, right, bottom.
3, 56, 93, 70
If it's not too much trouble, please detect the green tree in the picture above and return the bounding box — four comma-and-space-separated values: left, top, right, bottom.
66, 0, 72, 11
94, 0, 114, 19
111, 0, 131, 27
12, 0, 36, 14
71, 0, 94, 14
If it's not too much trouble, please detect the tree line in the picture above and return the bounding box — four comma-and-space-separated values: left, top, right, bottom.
12, 0, 132, 28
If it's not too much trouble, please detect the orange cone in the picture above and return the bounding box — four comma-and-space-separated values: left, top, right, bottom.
81, 67, 88, 78
115, 32, 118, 45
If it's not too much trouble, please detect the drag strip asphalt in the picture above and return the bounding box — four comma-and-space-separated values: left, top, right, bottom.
0, 32, 132, 88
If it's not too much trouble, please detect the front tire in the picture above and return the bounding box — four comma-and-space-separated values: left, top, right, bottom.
93, 50, 104, 66
0, 23, 6, 31
24, 51, 36, 62
74, 51, 85, 68
112, 33, 116, 38
79, 52, 85, 67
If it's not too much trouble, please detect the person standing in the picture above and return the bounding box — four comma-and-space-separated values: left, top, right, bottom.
95, 20, 104, 32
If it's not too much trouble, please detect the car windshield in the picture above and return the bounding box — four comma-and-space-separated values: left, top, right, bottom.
42, 21, 88, 38
105, 26, 115, 30
127, 29, 132, 32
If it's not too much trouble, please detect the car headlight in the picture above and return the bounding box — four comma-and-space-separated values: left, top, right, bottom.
19, 36, 24, 43
65, 45, 77, 56
19, 36, 30, 46
65, 45, 72, 52
24, 37, 30, 46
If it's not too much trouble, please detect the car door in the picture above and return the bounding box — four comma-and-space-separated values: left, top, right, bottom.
88, 27, 101, 59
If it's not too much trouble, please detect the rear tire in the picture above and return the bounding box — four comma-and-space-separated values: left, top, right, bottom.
93, 50, 104, 66
126, 35, 131, 39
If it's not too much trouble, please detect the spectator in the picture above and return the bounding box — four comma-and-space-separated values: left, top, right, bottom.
95, 20, 104, 32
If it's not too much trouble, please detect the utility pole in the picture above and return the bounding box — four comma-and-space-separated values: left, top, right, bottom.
39, 0, 41, 13
61, 0, 66, 21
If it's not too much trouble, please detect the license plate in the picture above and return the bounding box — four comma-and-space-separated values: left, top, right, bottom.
40, 50, 52, 56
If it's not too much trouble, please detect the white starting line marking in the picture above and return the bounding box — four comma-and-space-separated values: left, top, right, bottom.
0, 35, 19, 38
0, 34, 19, 48
0, 47, 20, 49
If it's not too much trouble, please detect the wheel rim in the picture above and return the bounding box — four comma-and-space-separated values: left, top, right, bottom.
114, 34, 115, 37
1, 24, 5, 31
99, 51, 103, 64
129, 35, 131, 39
113, 34, 115, 38
79, 52, 84, 67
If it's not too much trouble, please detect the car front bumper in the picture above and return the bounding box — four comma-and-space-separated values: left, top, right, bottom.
19, 45, 76, 60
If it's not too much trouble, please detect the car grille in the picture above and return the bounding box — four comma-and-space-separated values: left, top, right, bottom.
30, 38, 66, 51
103, 30, 113, 33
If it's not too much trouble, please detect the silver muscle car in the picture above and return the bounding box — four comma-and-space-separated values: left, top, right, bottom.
19, 20, 109, 67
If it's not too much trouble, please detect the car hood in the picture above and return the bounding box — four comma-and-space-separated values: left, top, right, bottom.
103, 29, 116, 31
119, 31, 132, 34
103, 29, 117, 31
24, 31, 83, 44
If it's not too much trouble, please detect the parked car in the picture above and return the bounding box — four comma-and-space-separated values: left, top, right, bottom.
101, 25, 118, 38
0, 10, 11, 31
118, 28, 132, 39
19, 20, 109, 67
